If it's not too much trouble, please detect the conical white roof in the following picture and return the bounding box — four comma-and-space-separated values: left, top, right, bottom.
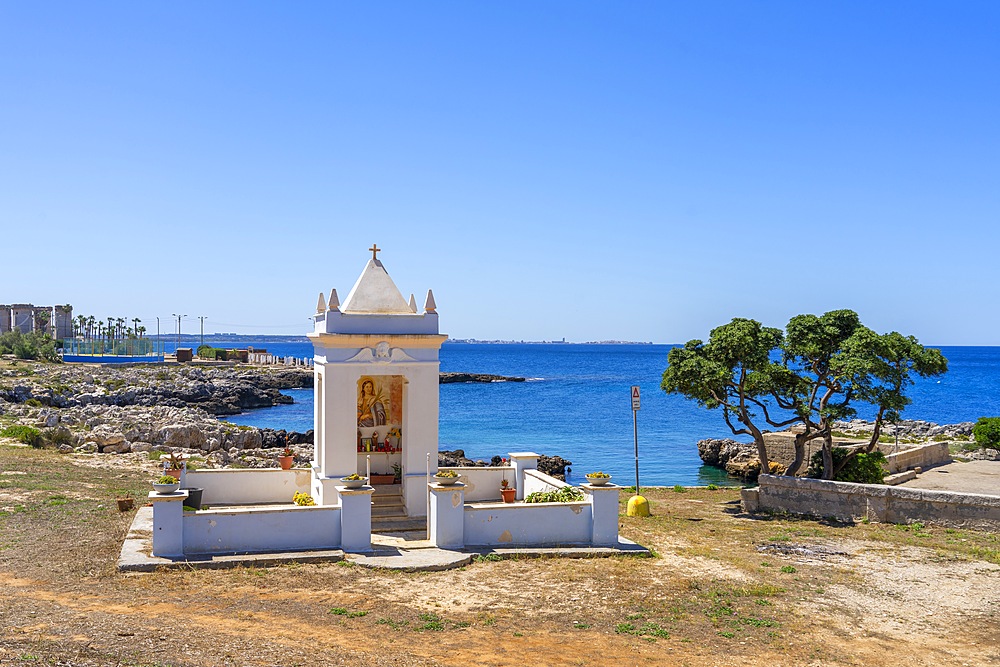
340, 259, 412, 314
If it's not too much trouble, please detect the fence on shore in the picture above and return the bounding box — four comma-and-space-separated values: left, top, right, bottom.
248, 352, 313, 367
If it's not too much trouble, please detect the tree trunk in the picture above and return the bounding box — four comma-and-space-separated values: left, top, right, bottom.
747, 424, 770, 477
821, 434, 835, 480
785, 432, 811, 476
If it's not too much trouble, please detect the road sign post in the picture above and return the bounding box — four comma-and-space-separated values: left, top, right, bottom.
626, 385, 650, 517
631, 385, 640, 492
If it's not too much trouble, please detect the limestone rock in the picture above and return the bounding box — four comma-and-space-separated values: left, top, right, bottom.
157, 424, 206, 449
90, 424, 126, 447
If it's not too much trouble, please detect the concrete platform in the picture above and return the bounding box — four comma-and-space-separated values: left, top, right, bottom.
117, 507, 650, 572
897, 459, 1000, 496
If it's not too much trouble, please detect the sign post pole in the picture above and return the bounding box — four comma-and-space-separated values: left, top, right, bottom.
626, 385, 650, 517
632, 385, 640, 493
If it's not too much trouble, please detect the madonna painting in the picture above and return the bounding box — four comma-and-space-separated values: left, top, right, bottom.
357, 376, 388, 427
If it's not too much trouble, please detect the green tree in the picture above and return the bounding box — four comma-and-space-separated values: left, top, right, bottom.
662, 310, 947, 480
660, 318, 792, 476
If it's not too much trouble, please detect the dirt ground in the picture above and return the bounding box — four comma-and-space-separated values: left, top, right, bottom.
1, 445, 999, 667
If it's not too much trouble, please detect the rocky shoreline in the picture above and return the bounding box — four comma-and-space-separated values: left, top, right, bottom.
697, 419, 988, 481
0, 361, 564, 476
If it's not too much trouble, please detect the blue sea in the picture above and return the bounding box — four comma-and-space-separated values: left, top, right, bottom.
166, 340, 1000, 487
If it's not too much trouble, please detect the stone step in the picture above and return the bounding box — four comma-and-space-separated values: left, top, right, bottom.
371, 516, 427, 533
372, 504, 407, 518
371, 494, 403, 508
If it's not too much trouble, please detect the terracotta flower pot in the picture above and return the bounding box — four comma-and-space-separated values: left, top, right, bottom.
500, 488, 516, 503
278, 455, 294, 470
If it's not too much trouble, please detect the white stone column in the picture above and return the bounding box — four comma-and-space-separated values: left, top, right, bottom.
583, 484, 620, 546
429, 482, 465, 549
339, 485, 374, 553
509, 452, 539, 501
149, 491, 188, 558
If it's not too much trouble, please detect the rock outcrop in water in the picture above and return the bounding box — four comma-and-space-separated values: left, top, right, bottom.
439, 372, 525, 383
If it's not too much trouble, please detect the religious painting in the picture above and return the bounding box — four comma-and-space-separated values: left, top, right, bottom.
357, 375, 401, 427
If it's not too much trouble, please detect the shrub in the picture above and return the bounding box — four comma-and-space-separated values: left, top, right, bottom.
0, 330, 60, 362
806, 448, 886, 484
972, 417, 1000, 451
1, 425, 43, 448
524, 486, 584, 503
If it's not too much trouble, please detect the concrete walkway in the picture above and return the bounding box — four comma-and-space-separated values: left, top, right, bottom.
117, 507, 650, 573
897, 459, 1000, 496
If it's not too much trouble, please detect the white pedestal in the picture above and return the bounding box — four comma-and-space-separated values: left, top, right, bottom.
429, 482, 465, 549
338, 485, 374, 553
149, 490, 189, 558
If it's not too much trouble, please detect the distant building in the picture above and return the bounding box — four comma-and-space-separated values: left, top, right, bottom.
0, 303, 74, 338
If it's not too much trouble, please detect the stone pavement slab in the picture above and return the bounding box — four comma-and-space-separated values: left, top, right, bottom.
898, 459, 1000, 496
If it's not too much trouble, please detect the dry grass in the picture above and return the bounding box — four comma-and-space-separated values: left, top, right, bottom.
1, 444, 999, 666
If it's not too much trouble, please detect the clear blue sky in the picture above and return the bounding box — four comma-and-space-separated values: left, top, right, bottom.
3, 2, 998, 344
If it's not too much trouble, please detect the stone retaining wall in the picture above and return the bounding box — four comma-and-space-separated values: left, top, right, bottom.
882, 442, 951, 474
742, 474, 1000, 530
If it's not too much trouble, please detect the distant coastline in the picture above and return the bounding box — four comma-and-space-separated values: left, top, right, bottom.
174, 334, 656, 346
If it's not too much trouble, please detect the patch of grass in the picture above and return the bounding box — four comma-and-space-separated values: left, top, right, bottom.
779, 565, 797, 574
895, 521, 931, 537
740, 616, 779, 628
329, 607, 367, 618
375, 618, 409, 630
572, 621, 590, 629
473, 553, 502, 562
417, 612, 445, 631
673, 485, 686, 493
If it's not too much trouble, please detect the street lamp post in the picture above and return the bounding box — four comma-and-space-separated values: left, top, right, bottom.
171, 313, 187, 353
198, 316, 207, 348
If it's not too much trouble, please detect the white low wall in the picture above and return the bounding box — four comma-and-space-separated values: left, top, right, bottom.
464, 501, 593, 546
522, 468, 567, 495
182, 506, 341, 555
185, 469, 312, 505
445, 467, 511, 502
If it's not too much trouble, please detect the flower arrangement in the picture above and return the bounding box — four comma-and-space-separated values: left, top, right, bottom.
434, 470, 459, 479
343, 473, 364, 481
157, 474, 179, 485
585, 471, 611, 479
292, 492, 316, 506
388, 427, 402, 439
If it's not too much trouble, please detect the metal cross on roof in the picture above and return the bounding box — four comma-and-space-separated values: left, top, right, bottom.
369, 244, 381, 260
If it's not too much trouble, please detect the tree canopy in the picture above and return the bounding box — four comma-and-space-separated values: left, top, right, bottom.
661, 310, 947, 480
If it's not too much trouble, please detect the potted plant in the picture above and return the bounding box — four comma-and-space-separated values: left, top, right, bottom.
162, 451, 186, 480
499, 476, 516, 503
392, 462, 402, 484
116, 496, 135, 512
370, 470, 395, 485
278, 444, 294, 471
152, 474, 180, 494
340, 473, 368, 489
584, 471, 612, 486
433, 469, 461, 486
